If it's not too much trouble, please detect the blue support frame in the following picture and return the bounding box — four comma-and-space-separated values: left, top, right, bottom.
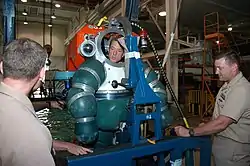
66, 136, 212, 166
125, 35, 162, 147
54, 71, 74, 81
125, 0, 140, 22
3, 0, 15, 46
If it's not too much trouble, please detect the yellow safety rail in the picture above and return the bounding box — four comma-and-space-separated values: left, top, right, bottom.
188, 90, 201, 115
187, 90, 215, 117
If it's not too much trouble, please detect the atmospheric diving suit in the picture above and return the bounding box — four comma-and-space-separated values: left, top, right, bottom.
66, 34, 173, 149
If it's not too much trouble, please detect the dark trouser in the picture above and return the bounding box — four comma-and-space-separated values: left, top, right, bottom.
212, 136, 250, 166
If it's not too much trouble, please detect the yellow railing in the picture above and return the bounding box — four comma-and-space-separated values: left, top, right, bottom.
187, 90, 215, 116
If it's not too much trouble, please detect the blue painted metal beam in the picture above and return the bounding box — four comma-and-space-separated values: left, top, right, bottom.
54, 71, 75, 80
125, 35, 163, 149
66, 136, 212, 166
125, 0, 140, 22
3, 0, 16, 46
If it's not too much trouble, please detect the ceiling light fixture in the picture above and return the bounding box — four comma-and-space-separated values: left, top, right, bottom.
51, 15, 56, 19
227, 24, 233, 31
158, 11, 166, 16
22, 11, 27, 16
48, 24, 53, 27
24, 21, 28, 25
21, 0, 27, 2
55, 4, 61, 8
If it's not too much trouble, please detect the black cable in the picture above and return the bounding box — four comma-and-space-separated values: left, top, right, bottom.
132, 18, 189, 127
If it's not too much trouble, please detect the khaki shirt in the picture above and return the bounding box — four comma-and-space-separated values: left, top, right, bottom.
213, 72, 250, 143
0, 82, 55, 166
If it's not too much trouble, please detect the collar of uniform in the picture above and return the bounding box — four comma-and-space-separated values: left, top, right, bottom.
0, 82, 35, 115
225, 72, 243, 88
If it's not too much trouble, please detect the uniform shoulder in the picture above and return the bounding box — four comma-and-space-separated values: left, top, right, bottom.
238, 77, 250, 89
0, 95, 27, 112
229, 79, 250, 103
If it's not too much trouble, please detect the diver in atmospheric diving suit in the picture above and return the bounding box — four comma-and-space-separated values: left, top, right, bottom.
66, 36, 173, 148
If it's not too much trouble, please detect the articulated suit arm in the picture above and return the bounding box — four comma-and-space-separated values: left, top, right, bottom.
66, 59, 105, 143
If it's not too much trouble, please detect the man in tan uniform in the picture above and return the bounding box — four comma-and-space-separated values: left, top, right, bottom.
0, 43, 92, 157
175, 50, 250, 166
0, 38, 55, 166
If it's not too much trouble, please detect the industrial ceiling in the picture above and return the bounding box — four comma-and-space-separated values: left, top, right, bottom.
1, 0, 250, 55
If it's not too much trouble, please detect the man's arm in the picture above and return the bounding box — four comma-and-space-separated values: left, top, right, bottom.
194, 86, 249, 136
32, 101, 50, 111
53, 140, 70, 151
175, 115, 234, 137
193, 115, 234, 136
176, 86, 249, 137
32, 100, 65, 112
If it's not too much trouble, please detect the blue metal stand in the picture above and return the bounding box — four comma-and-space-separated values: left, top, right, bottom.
66, 136, 212, 166
125, 35, 162, 147
3, 0, 15, 46
124, 35, 167, 165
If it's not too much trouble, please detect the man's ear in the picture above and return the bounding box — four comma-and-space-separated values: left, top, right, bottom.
232, 63, 238, 72
39, 67, 46, 82
0, 61, 3, 74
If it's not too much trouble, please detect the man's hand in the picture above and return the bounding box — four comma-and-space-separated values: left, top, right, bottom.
50, 100, 65, 110
174, 126, 190, 137
66, 143, 93, 155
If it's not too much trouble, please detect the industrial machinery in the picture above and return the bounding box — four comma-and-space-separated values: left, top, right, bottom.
53, 17, 212, 166
65, 17, 173, 149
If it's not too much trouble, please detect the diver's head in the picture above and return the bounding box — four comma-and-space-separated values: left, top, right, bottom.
108, 38, 124, 63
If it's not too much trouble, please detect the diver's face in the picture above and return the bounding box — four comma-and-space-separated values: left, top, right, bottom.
108, 41, 124, 63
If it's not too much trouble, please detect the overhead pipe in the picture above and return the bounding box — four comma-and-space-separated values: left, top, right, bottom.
142, 49, 166, 59
14, 19, 66, 26
121, 0, 126, 16
142, 46, 203, 59
162, 0, 183, 67
50, 1, 52, 46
